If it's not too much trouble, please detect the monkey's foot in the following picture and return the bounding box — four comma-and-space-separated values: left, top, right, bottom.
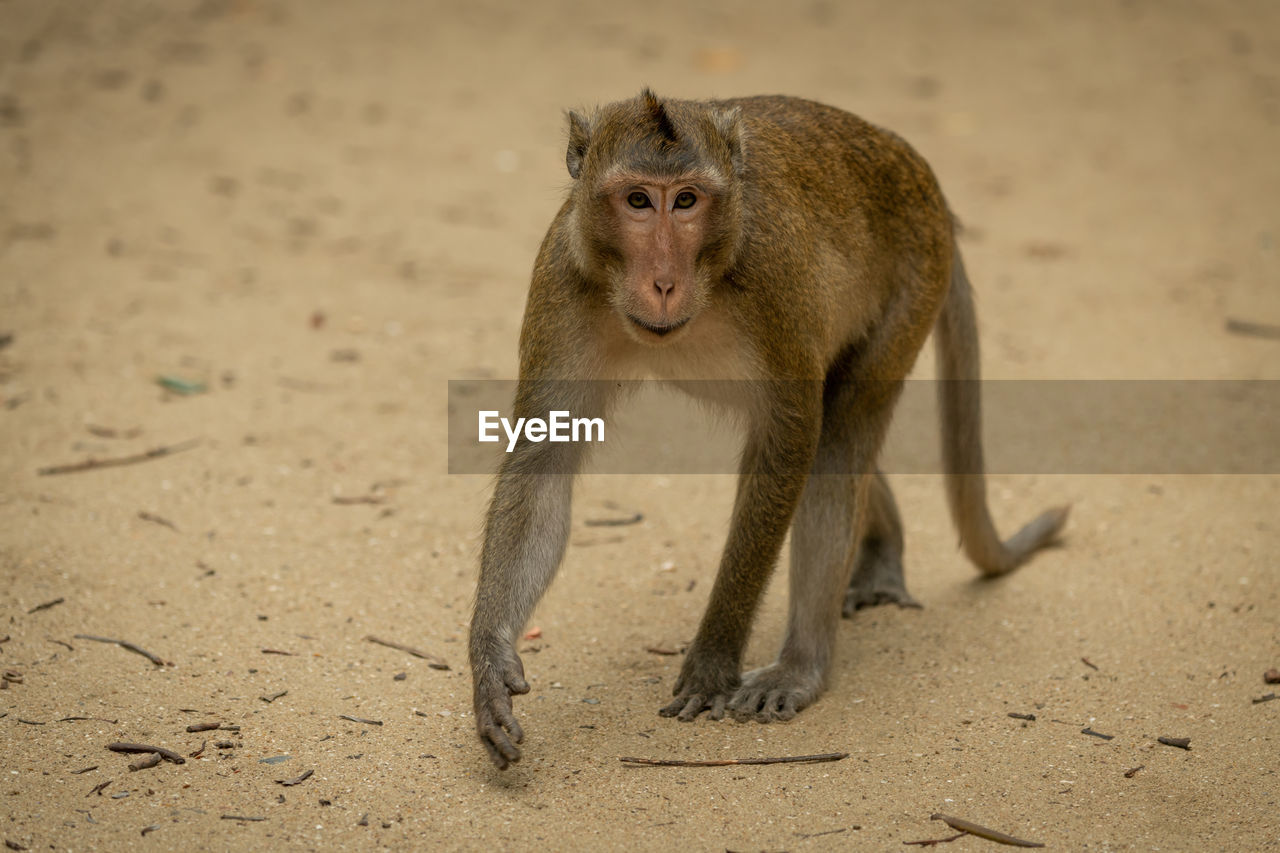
728, 663, 823, 723
842, 556, 921, 617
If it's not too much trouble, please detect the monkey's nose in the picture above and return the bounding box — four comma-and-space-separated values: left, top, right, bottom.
653, 279, 674, 296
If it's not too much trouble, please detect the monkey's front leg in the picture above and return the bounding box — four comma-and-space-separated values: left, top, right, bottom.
730, 383, 901, 722
470, 450, 576, 769
661, 412, 819, 721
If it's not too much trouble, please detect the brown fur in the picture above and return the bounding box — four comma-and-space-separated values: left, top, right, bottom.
469, 91, 1068, 769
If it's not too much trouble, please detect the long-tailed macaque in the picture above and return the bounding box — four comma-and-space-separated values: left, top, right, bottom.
469, 90, 1068, 769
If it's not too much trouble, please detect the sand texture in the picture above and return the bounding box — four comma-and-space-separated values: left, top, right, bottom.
1, 1, 1277, 850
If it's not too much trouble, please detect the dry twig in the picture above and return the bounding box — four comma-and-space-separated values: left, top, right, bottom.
619, 752, 848, 767
107, 742, 185, 764
364, 635, 450, 670
276, 769, 313, 787
74, 634, 169, 666
930, 814, 1044, 848
38, 438, 201, 476
1225, 318, 1280, 340
27, 597, 65, 614
584, 512, 644, 527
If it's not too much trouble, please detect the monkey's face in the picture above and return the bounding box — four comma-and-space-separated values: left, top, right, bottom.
564, 91, 745, 346
602, 175, 716, 343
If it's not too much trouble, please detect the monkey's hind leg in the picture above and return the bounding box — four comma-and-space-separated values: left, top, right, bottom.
843, 471, 921, 615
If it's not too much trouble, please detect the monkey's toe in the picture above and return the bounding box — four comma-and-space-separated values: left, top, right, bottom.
728, 664, 819, 723
843, 556, 920, 617
842, 585, 922, 617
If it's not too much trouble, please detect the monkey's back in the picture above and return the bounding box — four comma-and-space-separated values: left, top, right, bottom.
712, 95, 954, 365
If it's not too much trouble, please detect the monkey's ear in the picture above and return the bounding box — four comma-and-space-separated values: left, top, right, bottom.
712, 107, 745, 174
566, 110, 592, 179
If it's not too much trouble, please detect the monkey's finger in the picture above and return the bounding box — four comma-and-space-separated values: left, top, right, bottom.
676, 694, 710, 722
707, 695, 727, 721
479, 709, 524, 766
659, 693, 708, 720
481, 729, 521, 769
505, 673, 531, 695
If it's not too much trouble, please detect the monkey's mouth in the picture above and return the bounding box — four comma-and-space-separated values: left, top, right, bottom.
627, 314, 690, 338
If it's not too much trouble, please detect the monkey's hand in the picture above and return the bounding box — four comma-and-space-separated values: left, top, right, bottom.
659, 653, 740, 722
472, 649, 530, 770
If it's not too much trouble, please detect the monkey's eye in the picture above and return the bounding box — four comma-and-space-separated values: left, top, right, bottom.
627, 191, 652, 209
673, 191, 697, 210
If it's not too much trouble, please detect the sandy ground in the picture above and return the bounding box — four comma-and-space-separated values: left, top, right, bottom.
2, 1, 1278, 850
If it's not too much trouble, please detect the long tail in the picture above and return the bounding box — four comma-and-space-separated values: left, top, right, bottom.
934, 244, 1069, 576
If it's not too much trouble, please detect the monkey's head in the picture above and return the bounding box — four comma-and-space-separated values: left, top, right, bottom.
565, 90, 745, 344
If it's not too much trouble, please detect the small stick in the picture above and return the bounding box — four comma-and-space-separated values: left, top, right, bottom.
107, 742, 186, 764
1007, 712, 1036, 721
57, 716, 118, 724
931, 814, 1044, 848
128, 753, 162, 771
584, 512, 644, 527
261, 690, 288, 703
186, 722, 220, 733
1225, 317, 1280, 341
364, 635, 450, 670
339, 714, 383, 726
37, 438, 201, 476
261, 648, 296, 656
74, 634, 170, 666
1253, 693, 1277, 705
619, 752, 848, 767
17, 719, 45, 725
905, 832, 967, 847
1081, 657, 1099, 671
27, 597, 65, 614
87, 781, 111, 797
1081, 727, 1114, 740
47, 638, 75, 651
86, 424, 142, 439
70, 766, 98, 775
795, 827, 856, 839
1124, 765, 1144, 778
189, 741, 207, 758
220, 815, 267, 822
646, 646, 679, 656
275, 769, 313, 787
1158, 736, 1191, 750
137, 511, 177, 531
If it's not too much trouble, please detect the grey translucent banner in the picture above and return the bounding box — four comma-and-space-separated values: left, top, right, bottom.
447, 380, 1279, 475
